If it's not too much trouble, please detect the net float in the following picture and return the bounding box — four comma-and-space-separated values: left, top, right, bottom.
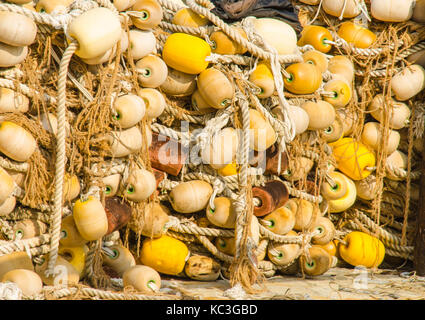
412, 0, 425, 23
339, 231, 385, 268
323, 79, 352, 108
140, 235, 189, 275
201, 127, 238, 170
286, 198, 317, 231
262, 205, 296, 235
0, 251, 34, 280
131, 0, 163, 30
162, 33, 211, 75
103, 245, 136, 276
197, 68, 234, 109
108, 126, 144, 158
385, 150, 407, 181
371, 0, 415, 22
1, 269, 43, 297
354, 174, 378, 201
112, 94, 146, 129
322, 0, 361, 18
0, 12, 37, 47
73, 196, 108, 241
0, 196, 16, 216
249, 108, 277, 152
169, 180, 213, 213
250, 17, 298, 55
139, 202, 169, 238
58, 245, 88, 277
302, 50, 328, 73
267, 230, 300, 266
300, 245, 332, 276
206, 197, 237, 229
137, 88, 165, 119
328, 55, 355, 85
271, 105, 310, 137
35, 0, 73, 14
60, 215, 88, 247
136, 54, 168, 88
337, 21, 377, 49
331, 137, 376, 180
172, 8, 209, 27
390, 64, 425, 101
321, 116, 344, 143
102, 174, 121, 197
0, 121, 36, 162
252, 180, 289, 217
298, 25, 333, 53
301, 100, 336, 130
123, 168, 156, 202
249, 61, 275, 98
81, 30, 129, 65
310, 217, 336, 245
328, 171, 357, 213
368, 95, 411, 130
0, 167, 14, 205
283, 156, 314, 181
67, 8, 122, 60
264, 143, 289, 176
287, 105, 310, 136
123, 265, 161, 293
192, 89, 215, 114
361, 122, 400, 154
283, 62, 322, 95
184, 255, 220, 281
12, 219, 47, 240
113, 0, 137, 11
209, 27, 247, 55
104, 196, 132, 234
0, 43, 28, 67
160, 67, 197, 97
148, 132, 188, 176
36, 255, 80, 286
321, 171, 348, 201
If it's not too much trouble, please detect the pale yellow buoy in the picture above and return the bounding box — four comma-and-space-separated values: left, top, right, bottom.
123, 265, 161, 293
1, 269, 43, 297
0, 121, 37, 162
123, 168, 156, 202
169, 180, 213, 213
73, 196, 108, 241
103, 245, 136, 276
112, 94, 146, 129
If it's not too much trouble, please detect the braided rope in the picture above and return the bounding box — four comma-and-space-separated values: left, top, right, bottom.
42, 285, 180, 300
0, 234, 50, 256
46, 40, 78, 276
0, 156, 29, 173
0, 78, 56, 104
195, 235, 234, 263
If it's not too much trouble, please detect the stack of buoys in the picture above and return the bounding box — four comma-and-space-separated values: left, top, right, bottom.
0, 0, 422, 300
